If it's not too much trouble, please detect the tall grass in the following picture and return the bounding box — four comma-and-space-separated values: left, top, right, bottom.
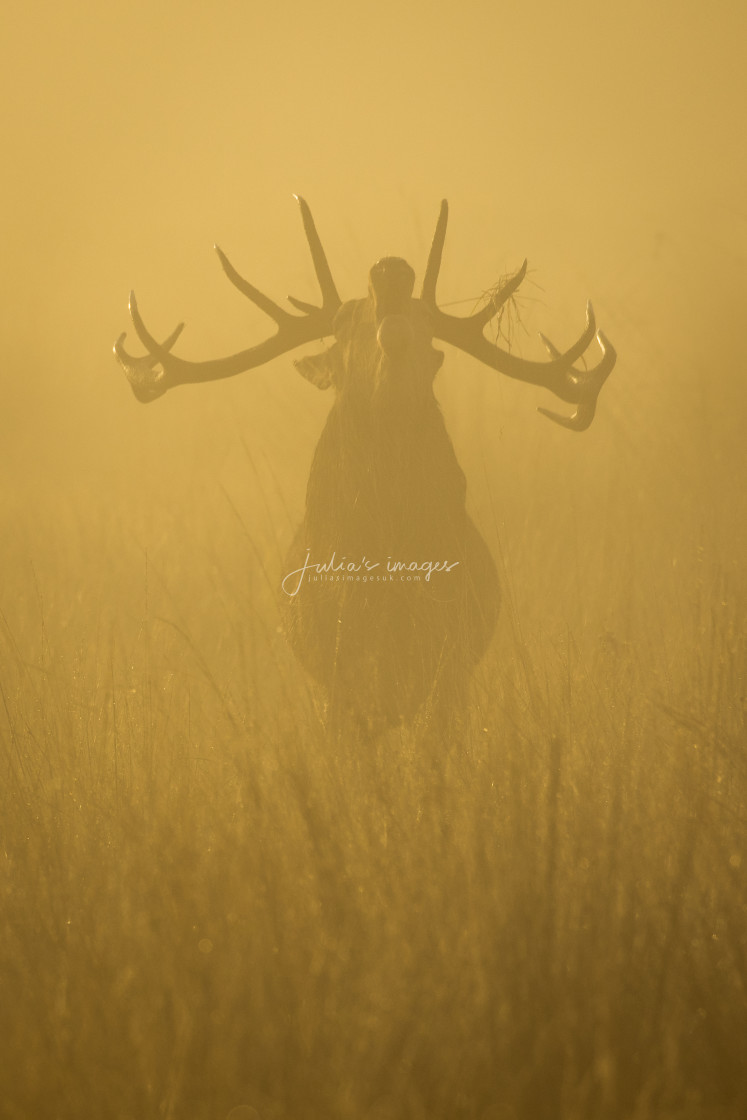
2, 474, 743, 1120
1, 419, 745, 1119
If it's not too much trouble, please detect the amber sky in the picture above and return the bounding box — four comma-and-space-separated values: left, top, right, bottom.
0, 0, 745, 486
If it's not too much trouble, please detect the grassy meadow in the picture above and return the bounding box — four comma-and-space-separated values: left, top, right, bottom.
2, 293, 745, 1120
2, 0, 746, 1114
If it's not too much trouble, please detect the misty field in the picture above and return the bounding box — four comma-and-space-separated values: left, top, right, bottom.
2, 359, 745, 1120
2, 0, 746, 1113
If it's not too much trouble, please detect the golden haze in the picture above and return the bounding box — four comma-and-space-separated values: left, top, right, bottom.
1, 1, 746, 1117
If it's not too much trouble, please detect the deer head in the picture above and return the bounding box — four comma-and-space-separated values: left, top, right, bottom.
114, 196, 615, 431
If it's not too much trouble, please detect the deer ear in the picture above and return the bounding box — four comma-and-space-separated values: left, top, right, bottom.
294, 344, 343, 390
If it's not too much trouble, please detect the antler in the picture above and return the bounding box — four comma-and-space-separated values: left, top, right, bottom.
114, 196, 342, 402
421, 200, 616, 431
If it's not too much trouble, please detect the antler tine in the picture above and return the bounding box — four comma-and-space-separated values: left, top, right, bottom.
430, 284, 615, 430
420, 203, 527, 333
113, 298, 185, 403
537, 399, 598, 432
539, 325, 616, 374
471, 258, 528, 330
113, 199, 343, 403
537, 329, 617, 431
214, 245, 289, 322
293, 195, 341, 312
418, 203, 616, 430
115, 310, 184, 364
421, 199, 448, 304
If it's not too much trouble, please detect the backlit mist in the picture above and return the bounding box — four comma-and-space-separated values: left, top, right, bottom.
1, 1, 746, 1117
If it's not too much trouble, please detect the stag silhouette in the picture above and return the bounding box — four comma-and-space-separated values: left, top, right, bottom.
115, 199, 615, 736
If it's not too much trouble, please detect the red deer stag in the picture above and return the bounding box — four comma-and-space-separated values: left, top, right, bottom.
115, 198, 615, 736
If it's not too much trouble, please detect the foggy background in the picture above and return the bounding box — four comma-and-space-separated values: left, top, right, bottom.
2, 0, 744, 552
3, 4, 747, 1118
1, 0, 745, 764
